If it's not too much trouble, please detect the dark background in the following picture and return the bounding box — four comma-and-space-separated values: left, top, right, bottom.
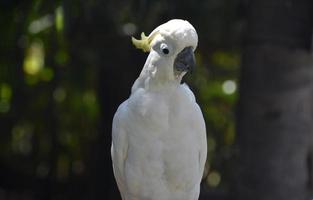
1, 0, 313, 200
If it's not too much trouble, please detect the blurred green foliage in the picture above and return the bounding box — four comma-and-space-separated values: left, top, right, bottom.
0, 0, 243, 198
187, 49, 240, 188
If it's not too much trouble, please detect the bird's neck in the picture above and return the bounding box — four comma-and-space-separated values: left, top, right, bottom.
131, 52, 182, 93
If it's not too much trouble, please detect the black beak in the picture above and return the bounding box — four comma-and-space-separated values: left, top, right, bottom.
174, 47, 196, 72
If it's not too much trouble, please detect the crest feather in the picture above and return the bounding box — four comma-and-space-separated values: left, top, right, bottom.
131, 32, 151, 52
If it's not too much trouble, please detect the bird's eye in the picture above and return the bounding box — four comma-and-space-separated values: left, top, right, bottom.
160, 43, 170, 55
162, 48, 170, 54
162, 48, 169, 54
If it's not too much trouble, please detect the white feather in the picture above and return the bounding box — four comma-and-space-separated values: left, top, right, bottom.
112, 19, 207, 200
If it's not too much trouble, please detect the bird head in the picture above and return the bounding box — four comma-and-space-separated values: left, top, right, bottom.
132, 19, 198, 82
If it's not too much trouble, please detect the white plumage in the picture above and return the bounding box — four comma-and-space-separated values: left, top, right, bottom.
111, 19, 207, 200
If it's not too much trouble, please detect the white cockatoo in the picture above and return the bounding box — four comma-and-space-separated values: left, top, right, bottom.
111, 19, 207, 200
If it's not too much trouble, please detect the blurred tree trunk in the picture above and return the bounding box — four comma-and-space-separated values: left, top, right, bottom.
234, 0, 313, 200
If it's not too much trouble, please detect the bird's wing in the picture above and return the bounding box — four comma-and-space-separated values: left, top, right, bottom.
181, 83, 207, 179
194, 103, 207, 180
111, 101, 129, 199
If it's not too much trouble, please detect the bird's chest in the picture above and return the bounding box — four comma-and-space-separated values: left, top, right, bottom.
126, 90, 200, 190
129, 89, 191, 138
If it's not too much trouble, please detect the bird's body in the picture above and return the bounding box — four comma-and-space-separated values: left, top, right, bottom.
111, 19, 207, 200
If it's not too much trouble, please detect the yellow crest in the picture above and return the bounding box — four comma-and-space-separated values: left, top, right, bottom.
131, 31, 159, 52
131, 32, 151, 52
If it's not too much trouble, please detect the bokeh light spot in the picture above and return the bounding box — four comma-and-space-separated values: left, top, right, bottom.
23, 41, 44, 75
222, 80, 236, 95
122, 23, 137, 36
207, 171, 221, 187
28, 15, 53, 34
0, 83, 12, 100
55, 6, 64, 32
